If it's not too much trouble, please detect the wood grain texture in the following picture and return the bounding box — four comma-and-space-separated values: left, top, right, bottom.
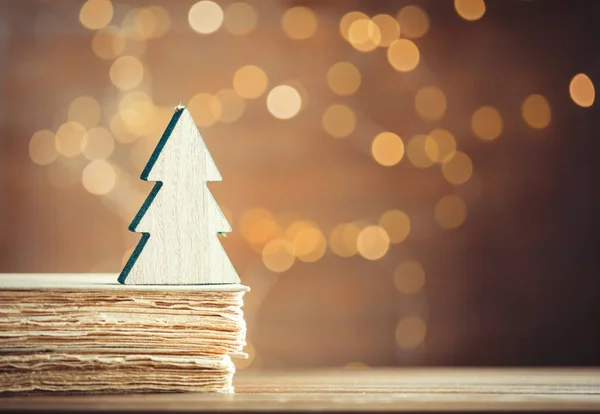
119, 107, 240, 285
1, 369, 599, 412
0, 274, 248, 292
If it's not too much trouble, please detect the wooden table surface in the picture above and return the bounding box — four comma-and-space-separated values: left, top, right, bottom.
1, 368, 600, 412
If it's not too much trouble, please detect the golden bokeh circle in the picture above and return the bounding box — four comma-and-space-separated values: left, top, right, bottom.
387, 39, 420, 72
569, 73, 595, 108
471, 106, 503, 141
434, 194, 467, 229
522, 94, 551, 129
371, 132, 404, 167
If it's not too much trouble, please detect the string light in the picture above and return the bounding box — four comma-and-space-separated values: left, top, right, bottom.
188, 1, 224, 34
441, 151, 473, 185
454, 0, 486, 21
322, 104, 356, 138
426, 129, 456, 163
29, 130, 58, 166
224, 2, 258, 36
327, 62, 361, 96
371, 132, 404, 166
569, 73, 595, 107
281, 6, 318, 40
387, 39, 420, 72
396, 5, 430, 38
79, 0, 113, 30
471, 106, 503, 140
394, 261, 426, 294
267, 85, 302, 120
434, 194, 467, 229
233, 65, 268, 99
522, 94, 551, 129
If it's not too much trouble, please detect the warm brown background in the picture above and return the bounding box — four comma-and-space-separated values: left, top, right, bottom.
0, 0, 599, 369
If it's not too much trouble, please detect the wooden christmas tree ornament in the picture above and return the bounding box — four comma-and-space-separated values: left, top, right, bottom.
119, 106, 240, 285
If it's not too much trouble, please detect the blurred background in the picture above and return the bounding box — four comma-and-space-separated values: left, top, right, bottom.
0, 0, 599, 369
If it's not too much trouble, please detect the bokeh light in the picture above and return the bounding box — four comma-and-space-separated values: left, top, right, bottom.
91, 26, 125, 60
379, 210, 410, 243
267, 85, 302, 120
329, 223, 361, 258
407, 134, 435, 169
394, 261, 426, 294
327, 62, 361, 96
322, 104, 356, 138
29, 130, 58, 166
434, 194, 467, 229
426, 129, 456, 163
357, 225, 390, 260
281, 6, 318, 40
396, 5, 430, 38
233, 65, 268, 99
109, 56, 144, 91
82, 160, 117, 195
339, 11, 368, 41
68, 96, 101, 129
569, 73, 595, 107
110, 113, 139, 143
372, 14, 400, 47
454, 0, 486, 21
262, 238, 295, 272
522, 94, 551, 129
395, 316, 427, 349
224, 2, 258, 36
79, 0, 113, 30
55, 121, 86, 158
188, 93, 221, 127
240, 208, 274, 242
348, 18, 381, 52
441, 151, 473, 185
81, 127, 115, 161
188, 1, 224, 34
387, 39, 420, 72
471, 106, 503, 140
213, 89, 245, 123
371, 132, 404, 167
292, 227, 327, 262
415, 86, 447, 121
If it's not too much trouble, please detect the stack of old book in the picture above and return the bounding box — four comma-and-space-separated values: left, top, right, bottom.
0, 274, 248, 394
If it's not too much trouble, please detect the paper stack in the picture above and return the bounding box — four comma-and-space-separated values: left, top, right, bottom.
0, 274, 248, 394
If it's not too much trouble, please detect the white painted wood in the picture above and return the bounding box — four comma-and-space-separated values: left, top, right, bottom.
120, 107, 240, 285
0, 274, 248, 291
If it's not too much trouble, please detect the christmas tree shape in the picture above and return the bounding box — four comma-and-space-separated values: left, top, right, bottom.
118, 106, 240, 285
